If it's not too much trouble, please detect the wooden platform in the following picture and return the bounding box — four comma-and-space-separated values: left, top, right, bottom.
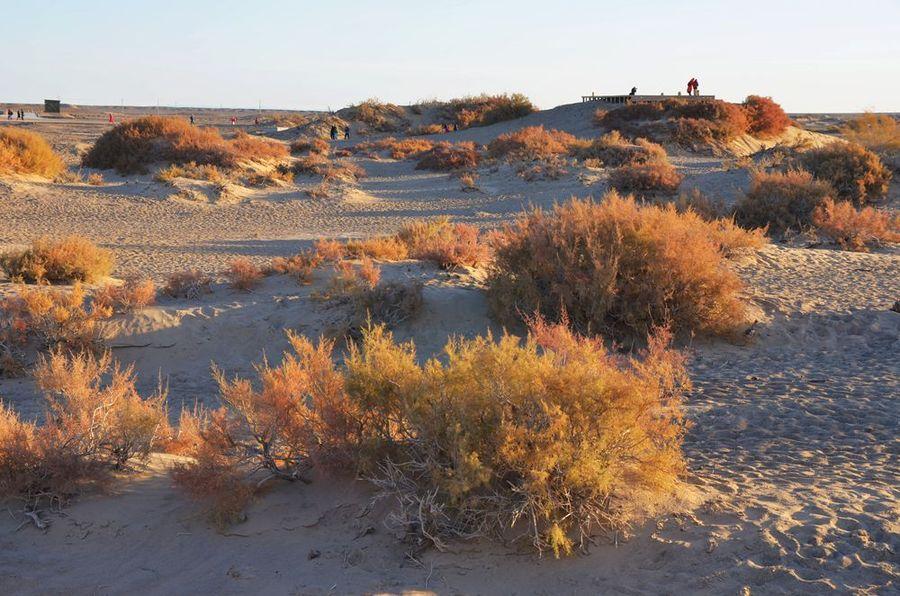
582, 94, 716, 104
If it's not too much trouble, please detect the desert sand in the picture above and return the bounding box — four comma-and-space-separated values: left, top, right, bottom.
0, 101, 897, 595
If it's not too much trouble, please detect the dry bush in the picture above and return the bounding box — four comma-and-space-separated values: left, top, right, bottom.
169, 321, 687, 555
344, 236, 410, 261
0, 128, 65, 178
800, 142, 892, 204
409, 124, 445, 136
734, 169, 834, 235
163, 269, 212, 299
83, 116, 286, 174
246, 166, 295, 187
383, 138, 435, 160
812, 198, 900, 251
86, 173, 104, 186
516, 159, 569, 182
268, 251, 322, 284
305, 182, 331, 198
571, 132, 666, 167
290, 137, 330, 155
743, 95, 791, 138
344, 99, 408, 132
398, 218, 490, 269
669, 189, 727, 221
442, 93, 536, 128
293, 154, 366, 184
314, 238, 346, 262
487, 126, 577, 161
315, 260, 382, 302
226, 258, 263, 291
350, 281, 424, 332
93, 277, 156, 312
609, 161, 683, 196
155, 162, 226, 185
0, 351, 166, 515
841, 113, 900, 154
415, 142, 481, 171
487, 193, 758, 339
458, 172, 479, 192
1, 236, 114, 284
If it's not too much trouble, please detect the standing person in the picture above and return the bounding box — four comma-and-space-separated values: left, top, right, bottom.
693, 78, 700, 96
452, 123, 458, 132
687, 79, 694, 95
108, 113, 114, 124
441, 122, 449, 133
7, 109, 12, 120
630, 86, 637, 96
329, 124, 338, 140
189, 114, 195, 125
343, 125, 350, 140
231, 116, 237, 126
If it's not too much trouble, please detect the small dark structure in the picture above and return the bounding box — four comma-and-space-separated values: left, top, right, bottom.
44, 99, 61, 113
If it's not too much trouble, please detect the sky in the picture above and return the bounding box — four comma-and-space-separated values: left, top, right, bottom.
2, 0, 899, 113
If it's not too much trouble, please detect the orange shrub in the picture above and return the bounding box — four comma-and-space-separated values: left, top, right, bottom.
734, 169, 834, 235
487, 193, 757, 339
487, 126, 577, 161
314, 238, 346, 262
397, 218, 490, 268
415, 142, 481, 171
609, 161, 683, 195
226, 258, 263, 291
800, 142, 892, 204
1, 236, 114, 284
812, 198, 900, 251
293, 154, 366, 184
0, 128, 65, 178
572, 131, 667, 167
290, 137, 330, 155
409, 123, 444, 136
840, 113, 900, 153
163, 269, 212, 299
83, 116, 286, 174
442, 93, 535, 128
743, 95, 790, 138
344, 236, 410, 261
93, 277, 156, 312
268, 251, 322, 284
383, 138, 435, 160
343, 99, 407, 132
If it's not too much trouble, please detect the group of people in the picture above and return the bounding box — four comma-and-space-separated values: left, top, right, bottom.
329, 124, 351, 140
686, 77, 701, 96
6, 108, 26, 120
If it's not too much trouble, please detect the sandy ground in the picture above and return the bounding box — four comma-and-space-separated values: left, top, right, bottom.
0, 104, 898, 594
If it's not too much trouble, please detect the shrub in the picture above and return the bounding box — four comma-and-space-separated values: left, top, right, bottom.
383, 138, 436, 160
597, 102, 666, 129
409, 124, 444, 136
155, 162, 226, 185
517, 159, 568, 182
314, 238, 346, 262
86, 173, 104, 186
571, 132, 667, 167
812, 198, 900, 251
398, 218, 490, 268
226, 258, 263, 291
609, 161, 683, 195
841, 113, 900, 154
350, 281, 424, 332
163, 269, 212, 299
442, 93, 536, 128
171, 320, 687, 555
315, 260, 382, 302
800, 142, 892, 204
93, 277, 157, 312
458, 172, 479, 192
415, 142, 481, 171
743, 95, 790, 138
0, 128, 65, 178
487, 193, 757, 339
487, 126, 577, 161
290, 137, 330, 155
268, 251, 322, 284
1, 236, 114, 284
83, 116, 287, 174
343, 99, 407, 132
734, 169, 834, 235
293, 154, 366, 184
344, 236, 410, 261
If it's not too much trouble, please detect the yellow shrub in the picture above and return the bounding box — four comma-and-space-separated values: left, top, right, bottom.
226, 258, 263, 291
812, 198, 900, 252
0, 128, 65, 178
1, 236, 114, 284
800, 142, 891, 204
93, 277, 156, 312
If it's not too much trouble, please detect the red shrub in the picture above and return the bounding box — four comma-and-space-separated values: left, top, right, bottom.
416, 142, 481, 171
742, 96, 790, 138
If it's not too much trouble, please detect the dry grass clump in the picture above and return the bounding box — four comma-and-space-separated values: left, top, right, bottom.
841, 113, 900, 154
609, 161, 683, 196
86, 172, 104, 186
293, 154, 366, 184
290, 137, 330, 155
171, 320, 687, 555
442, 93, 536, 128
155, 162, 227, 185
1, 236, 114, 284
344, 236, 410, 261
93, 277, 156, 312
487, 193, 760, 339
458, 172, 480, 192
799, 142, 891, 204
314, 238, 346, 262
1, 351, 166, 516
397, 218, 490, 269
314, 260, 383, 303
268, 251, 323, 284
0, 128, 66, 178
572, 131, 667, 167
487, 126, 577, 161
163, 269, 212, 299
350, 281, 424, 332
734, 169, 834, 235
83, 116, 287, 174
226, 258, 263, 291
409, 123, 445, 136
383, 138, 436, 160
811, 198, 900, 252
246, 165, 295, 187
517, 159, 569, 182
343, 99, 408, 132
415, 142, 481, 172
743, 95, 791, 138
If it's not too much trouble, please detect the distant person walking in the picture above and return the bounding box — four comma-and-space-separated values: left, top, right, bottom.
693, 78, 700, 96
108, 113, 115, 124
441, 123, 449, 133
6, 109, 12, 120
343, 126, 350, 140
190, 114, 195, 125
231, 116, 237, 126
329, 124, 338, 140
687, 78, 700, 96
630, 86, 637, 96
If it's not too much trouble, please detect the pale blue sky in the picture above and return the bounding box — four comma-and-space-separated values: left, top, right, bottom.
2, 0, 898, 112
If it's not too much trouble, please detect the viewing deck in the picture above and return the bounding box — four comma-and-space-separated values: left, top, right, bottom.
582, 94, 716, 104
